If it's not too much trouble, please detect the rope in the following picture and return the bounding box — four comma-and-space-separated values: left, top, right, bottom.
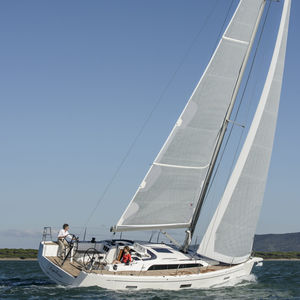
83, 0, 220, 226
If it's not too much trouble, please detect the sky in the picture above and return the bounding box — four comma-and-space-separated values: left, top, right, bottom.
0, 0, 299, 249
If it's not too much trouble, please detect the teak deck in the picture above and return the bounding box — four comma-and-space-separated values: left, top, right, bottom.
46, 256, 83, 277
46, 256, 230, 278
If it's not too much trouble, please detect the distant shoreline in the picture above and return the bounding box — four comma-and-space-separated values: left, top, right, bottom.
263, 258, 300, 261
0, 258, 37, 261
1, 249, 300, 262
0, 258, 300, 262
0, 248, 38, 260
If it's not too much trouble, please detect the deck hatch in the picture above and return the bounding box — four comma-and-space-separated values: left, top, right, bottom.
152, 248, 173, 253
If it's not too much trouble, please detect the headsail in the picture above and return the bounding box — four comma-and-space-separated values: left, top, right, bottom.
197, 0, 291, 264
112, 0, 266, 232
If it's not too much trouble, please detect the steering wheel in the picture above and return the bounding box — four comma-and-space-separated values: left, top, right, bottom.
83, 248, 103, 270
66, 234, 79, 258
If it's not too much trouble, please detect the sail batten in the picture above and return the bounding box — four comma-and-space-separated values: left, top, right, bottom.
222, 36, 249, 45
112, 0, 267, 233
197, 0, 291, 264
153, 162, 209, 170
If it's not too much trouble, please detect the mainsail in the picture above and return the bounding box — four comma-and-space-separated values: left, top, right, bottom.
197, 0, 291, 264
113, 0, 266, 232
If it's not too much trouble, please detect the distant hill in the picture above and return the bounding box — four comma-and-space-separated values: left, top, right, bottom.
253, 232, 300, 252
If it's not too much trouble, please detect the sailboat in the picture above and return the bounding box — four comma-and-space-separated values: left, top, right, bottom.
38, 0, 291, 290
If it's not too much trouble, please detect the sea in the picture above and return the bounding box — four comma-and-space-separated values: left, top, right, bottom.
0, 260, 299, 299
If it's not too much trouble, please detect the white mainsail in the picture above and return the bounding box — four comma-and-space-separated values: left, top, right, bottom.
197, 0, 291, 264
113, 0, 265, 232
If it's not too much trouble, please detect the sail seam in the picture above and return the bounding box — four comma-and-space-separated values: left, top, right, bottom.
153, 162, 209, 170
197, 0, 290, 264
223, 36, 249, 45
114, 223, 190, 232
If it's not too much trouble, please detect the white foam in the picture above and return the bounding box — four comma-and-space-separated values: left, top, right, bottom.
212, 273, 257, 288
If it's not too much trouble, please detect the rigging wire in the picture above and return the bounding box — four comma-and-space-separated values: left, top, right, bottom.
187, 0, 236, 245
213, 0, 235, 50
83, 0, 221, 227
201, 0, 273, 222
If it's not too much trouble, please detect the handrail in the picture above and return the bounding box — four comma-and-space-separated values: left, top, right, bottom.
42, 226, 52, 241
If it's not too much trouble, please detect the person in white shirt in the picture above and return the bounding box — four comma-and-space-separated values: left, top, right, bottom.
57, 223, 72, 259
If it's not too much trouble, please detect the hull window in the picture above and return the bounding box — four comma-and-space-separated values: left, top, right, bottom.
180, 284, 192, 288
148, 263, 202, 270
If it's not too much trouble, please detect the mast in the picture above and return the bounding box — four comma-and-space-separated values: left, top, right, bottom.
113, 0, 270, 235
197, 0, 291, 263
183, 0, 267, 252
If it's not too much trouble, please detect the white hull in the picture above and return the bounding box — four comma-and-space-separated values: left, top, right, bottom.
75, 260, 257, 290
38, 241, 262, 290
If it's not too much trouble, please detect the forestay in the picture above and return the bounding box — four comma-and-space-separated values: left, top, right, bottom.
197, 0, 291, 264
112, 0, 265, 232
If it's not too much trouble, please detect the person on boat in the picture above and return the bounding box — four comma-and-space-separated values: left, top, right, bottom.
113, 246, 132, 265
57, 223, 72, 259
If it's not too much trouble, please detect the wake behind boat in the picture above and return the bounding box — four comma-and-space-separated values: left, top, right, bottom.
39, 0, 291, 290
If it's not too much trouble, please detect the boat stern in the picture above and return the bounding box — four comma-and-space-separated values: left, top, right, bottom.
38, 241, 79, 286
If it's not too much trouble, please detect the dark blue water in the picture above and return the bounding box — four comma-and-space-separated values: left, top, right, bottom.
0, 260, 300, 299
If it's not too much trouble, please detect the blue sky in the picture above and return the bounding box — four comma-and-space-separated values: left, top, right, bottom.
0, 0, 299, 248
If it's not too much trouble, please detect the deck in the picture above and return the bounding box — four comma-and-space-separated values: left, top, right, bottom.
46, 256, 83, 277
92, 265, 230, 276
46, 256, 230, 278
